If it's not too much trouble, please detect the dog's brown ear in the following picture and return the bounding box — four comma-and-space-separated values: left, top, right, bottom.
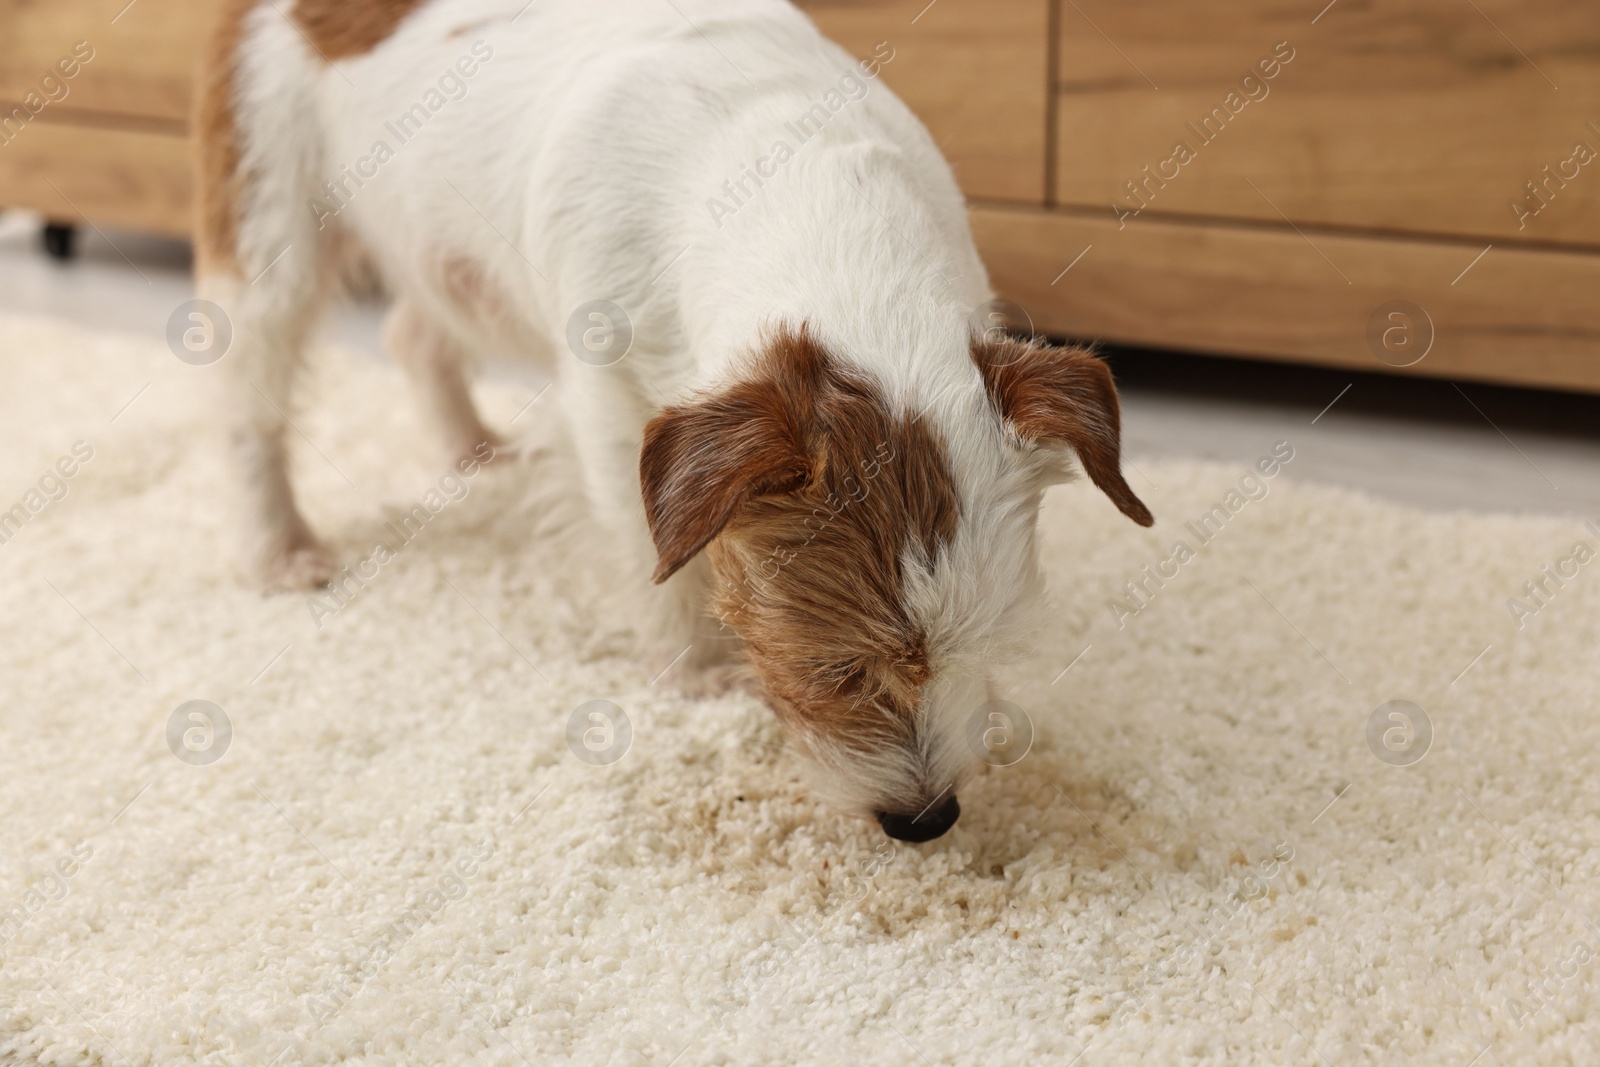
640, 378, 812, 583
972, 337, 1154, 527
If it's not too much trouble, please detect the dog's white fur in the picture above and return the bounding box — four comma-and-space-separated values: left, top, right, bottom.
207, 0, 1112, 827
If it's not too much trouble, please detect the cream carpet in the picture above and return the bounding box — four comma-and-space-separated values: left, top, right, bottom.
2, 309, 1599, 1067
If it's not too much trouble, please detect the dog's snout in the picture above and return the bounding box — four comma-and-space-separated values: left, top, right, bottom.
877, 795, 960, 843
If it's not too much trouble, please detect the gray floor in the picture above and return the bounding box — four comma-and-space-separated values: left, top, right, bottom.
1112, 354, 1600, 518
3, 210, 1596, 518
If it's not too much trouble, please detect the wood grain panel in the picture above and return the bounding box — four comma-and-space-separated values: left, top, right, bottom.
0, 122, 193, 235
0, 0, 220, 127
970, 204, 1600, 394
799, 0, 1051, 203
1054, 0, 1600, 247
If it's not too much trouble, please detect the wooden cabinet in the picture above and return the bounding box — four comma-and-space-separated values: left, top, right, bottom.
1053, 0, 1600, 247
970, 208, 1600, 393
2, 0, 1595, 393
0, 0, 217, 235
1044, 0, 1599, 392
812, 0, 1599, 394
0, 122, 192, 234
799, 0, 1052, 203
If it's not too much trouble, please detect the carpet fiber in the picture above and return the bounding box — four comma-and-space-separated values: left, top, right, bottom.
3, 310, 1599, 1067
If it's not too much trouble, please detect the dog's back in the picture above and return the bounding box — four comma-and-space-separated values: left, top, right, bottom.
197, 0, 928, 349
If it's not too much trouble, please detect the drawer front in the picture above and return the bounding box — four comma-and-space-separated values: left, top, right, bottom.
799, 0, 1051, 204
0, 122, 193, 234
973, 206, 1600, 394
1055, 0, 1600, 247
0, 0, 220, 127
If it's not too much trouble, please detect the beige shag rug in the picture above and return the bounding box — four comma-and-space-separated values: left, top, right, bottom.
2, 309, 1599, 1067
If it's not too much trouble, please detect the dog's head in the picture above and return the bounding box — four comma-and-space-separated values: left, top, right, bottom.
640, 326, 1151, 841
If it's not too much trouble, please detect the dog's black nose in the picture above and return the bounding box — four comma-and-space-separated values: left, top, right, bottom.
878, 795, 960, 843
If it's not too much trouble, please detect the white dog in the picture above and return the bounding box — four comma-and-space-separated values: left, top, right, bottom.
196, 0, 1152, 841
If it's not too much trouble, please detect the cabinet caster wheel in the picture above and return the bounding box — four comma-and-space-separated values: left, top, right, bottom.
42, 222, 78, 261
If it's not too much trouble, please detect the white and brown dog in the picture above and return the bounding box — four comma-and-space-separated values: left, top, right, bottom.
196, 0, 1153, 841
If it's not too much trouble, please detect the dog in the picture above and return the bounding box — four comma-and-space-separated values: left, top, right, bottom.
196, 0, 1153, 842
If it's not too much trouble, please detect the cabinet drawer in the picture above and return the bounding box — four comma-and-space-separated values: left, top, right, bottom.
0, 121, 193, 234
1055, 0, 1600, 247
0, 0, 220, 127
973, 205, 1600, 394
799, 0, 1051, 204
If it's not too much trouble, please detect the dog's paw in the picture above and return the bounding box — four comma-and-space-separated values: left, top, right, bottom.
254, 538, 339, 592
